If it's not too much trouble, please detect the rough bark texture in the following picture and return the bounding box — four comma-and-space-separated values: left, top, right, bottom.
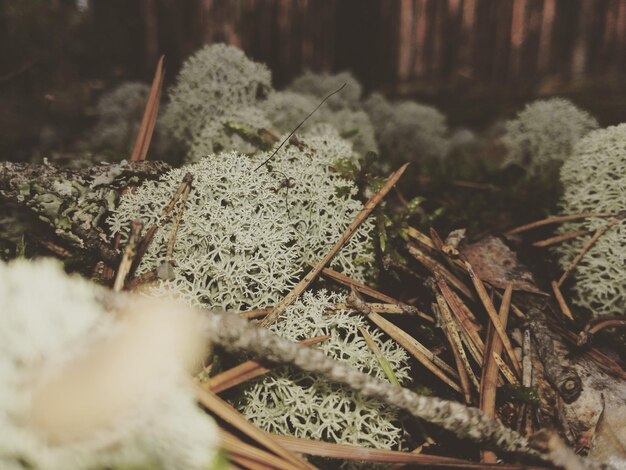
0, 160, 169, 264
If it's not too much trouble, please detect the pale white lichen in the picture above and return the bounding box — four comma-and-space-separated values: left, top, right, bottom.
502, 98, 598, 173
555, 124, 626, 316
263, 128, 376, 281
162, 44, 272, 144
287, 71, 363, 111
108, 151, 300, 311
240, 289, 409, 450
188, 105, 273, 159
0, 258, 220, 470
364, 93, 449, 162
108, 132, 375, 311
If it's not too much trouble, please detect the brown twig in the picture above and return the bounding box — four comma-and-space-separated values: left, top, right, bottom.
113, 220, 143, 292
551, 281, 574, 321
195, 385, 315, 470
272, 434, 545, 468
462, 258, 523, 378
260, 163, 409, 327
407, 243, 475, 300
557, 217, 622, 287
130, 55, 165, 162
505, 212, 614, 236
531, 229, 593, 248
348, 288, 462, 394
129, 173, 193, 278
221, 430, 301, 470
480, 283, 513, 463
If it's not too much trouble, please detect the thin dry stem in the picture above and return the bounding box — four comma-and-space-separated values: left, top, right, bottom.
551, 280, 574, 321
130, 55, 165, 162
532, 229, 593, 248
480, 283, 513, 463
195, 385, 315, 470
272, 434, 543, 468
463, 259, 522, 378
221, 430, 300, 470
505, 212, 613, 236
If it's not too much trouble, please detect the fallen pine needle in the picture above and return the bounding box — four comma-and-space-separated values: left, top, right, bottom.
436, 276, 484, 365
407, 243, 475, 300
260, 163, 409, 327
272, 434, 545, 468
480, 283, 513, 463
220, 430, 304, 470
505, 212, 614, 236
318, 265, 434, 322
551, 280, 574, 321
195, 385, 315, 470
463, 259, 522, 378
130, 55, 165, 162
531, 229, 592, 248
348, 288, 462, 393
434, 292, 478, 399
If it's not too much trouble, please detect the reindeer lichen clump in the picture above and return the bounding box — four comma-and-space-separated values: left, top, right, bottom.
108, 130, 375, 311
502, 98, 598, 173
241, 290, 410, 450
162, 44, 272, 145
364, 93, 449, 163
556, 124, 626, 317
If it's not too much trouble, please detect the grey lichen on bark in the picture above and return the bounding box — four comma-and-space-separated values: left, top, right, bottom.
0, 160, 169, 264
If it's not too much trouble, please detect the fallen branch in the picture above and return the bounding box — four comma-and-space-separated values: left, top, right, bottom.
203, 310, 535, 456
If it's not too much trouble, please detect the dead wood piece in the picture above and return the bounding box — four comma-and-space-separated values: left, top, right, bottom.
527, 308, 582, 404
